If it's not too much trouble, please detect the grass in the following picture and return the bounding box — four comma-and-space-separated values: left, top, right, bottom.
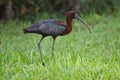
0, 13, 120, 80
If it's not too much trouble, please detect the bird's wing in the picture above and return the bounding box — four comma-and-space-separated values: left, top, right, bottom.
38, 19, 66, 36
24, 19, 51, 31
23, 19, 66, 36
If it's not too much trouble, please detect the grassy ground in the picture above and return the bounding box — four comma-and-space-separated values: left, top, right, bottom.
0, 14, 120, 80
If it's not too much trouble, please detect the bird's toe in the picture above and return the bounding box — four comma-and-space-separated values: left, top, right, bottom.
42, 63, 46, 66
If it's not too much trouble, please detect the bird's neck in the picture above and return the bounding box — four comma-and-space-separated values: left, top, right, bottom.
66, 16, 73, 32
66, 16, 73, 27
62, 16, 73, 35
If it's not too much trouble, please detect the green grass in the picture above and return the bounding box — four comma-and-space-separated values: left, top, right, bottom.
0, 14, 120, 80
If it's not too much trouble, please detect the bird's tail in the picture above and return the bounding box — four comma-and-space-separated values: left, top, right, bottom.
23, 28, 34, 34
23, 28, 29, 34
23, 27, 38, 34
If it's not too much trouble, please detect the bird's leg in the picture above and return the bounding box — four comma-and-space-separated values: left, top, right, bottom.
38, 36, 45, 66
51, 36, 57, 57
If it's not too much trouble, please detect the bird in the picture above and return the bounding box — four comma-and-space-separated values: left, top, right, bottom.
23, 11, 92, 66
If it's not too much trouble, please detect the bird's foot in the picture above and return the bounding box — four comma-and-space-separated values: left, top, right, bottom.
51, 51, 54, 57
52, 53, 54, 57
42, 63, 45, 66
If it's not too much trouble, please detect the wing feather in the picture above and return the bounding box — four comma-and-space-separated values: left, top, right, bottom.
23, 19, 66, 36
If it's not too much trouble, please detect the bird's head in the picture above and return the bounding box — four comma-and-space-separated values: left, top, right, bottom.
66, 11, 92, 33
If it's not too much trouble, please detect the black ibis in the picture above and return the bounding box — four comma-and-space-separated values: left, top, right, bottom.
23, 11, 92, 66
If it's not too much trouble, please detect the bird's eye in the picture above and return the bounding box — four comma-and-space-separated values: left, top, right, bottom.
73, 13, 76, 18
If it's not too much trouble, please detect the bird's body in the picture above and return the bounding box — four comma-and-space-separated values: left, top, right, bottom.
23, 13, 75, 36
23, 11, 92, 66
24, 19, 66, 36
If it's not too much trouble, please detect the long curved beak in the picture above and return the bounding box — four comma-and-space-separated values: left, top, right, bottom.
75, 13, 92, 33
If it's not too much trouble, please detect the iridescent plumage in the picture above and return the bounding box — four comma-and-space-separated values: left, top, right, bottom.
23, 11, 92, 66
23, 19, 66, 36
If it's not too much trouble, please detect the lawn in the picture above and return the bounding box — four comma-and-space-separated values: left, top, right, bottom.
0, 13, 120, 80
